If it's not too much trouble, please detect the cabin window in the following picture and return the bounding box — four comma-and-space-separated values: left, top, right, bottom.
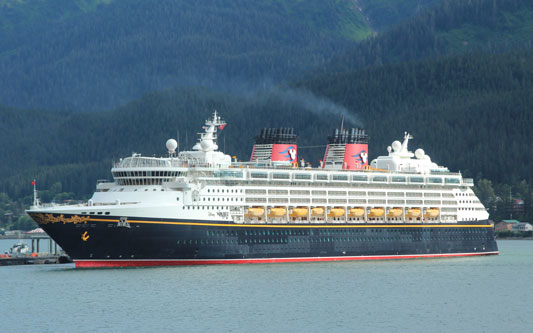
332, 174, 348, 181
214, 170, 243, 178
295, 174, 311, 180
391, 176, 406, 183
372, 176, 387, 182
428, 177, 443, 184
445, 178, 460, 184
316, 174, 328, 181
410, 177, 424, 183
272, 173, 290, 179
352, 175, 368, 181
250, 172, 267, 179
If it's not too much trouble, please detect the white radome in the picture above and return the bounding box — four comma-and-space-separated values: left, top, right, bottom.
391, 141, 401, 152
415, 148, 425, 159
166, 139, 178, 153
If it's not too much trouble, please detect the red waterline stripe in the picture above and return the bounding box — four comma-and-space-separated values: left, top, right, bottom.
75, 251, 499, 268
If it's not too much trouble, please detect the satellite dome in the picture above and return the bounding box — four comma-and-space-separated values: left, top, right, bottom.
201, 140, 214, 151
391, 141, 401, 152
415, 149, 425, 159
166, 139, 178, 153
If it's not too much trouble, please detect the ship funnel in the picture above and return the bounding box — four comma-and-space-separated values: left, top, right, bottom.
322, 126, 369, 170
250, 127, 298, 163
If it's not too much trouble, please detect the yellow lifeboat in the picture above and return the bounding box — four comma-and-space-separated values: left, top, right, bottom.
311, 207, 325, 216
268, 207, 286, 217
424, 208, 440, 218
349, 207, 365, 217
290, 207, 309, 217
245, 207, 265, 217
387, 208, 403, 217
406, 208, 421, 218
328, 207, 345, 217
368, 208, 385, 217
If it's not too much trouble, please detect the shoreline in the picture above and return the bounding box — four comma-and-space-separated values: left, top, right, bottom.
496, 237, 533, 240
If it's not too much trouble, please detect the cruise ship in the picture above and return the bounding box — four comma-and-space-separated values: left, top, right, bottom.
27, 112, 498, 267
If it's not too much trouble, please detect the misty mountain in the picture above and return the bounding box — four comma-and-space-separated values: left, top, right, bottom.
0, 0, 365, 111
299, 49, 533, 184
0, 0, 443, 112
326, 0, 533, 73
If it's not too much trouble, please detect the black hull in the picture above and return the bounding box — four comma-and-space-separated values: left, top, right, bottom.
28, 213, 498, 267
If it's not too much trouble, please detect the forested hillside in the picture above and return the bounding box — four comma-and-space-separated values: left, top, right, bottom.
328, 0, 533, 73
300, 50, 533, 184
0, 0, 370, 111
359, 0, 438, 32
0, 0, 447, 112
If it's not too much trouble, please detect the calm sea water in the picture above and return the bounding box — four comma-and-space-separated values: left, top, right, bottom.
1, 239, 532, 332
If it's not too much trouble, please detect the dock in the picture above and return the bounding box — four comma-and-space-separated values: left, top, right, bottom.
0, 230, 72, 266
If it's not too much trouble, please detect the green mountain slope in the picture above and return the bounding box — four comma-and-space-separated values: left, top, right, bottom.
359, 0, 439, 32
0, 0, 371, 111
329, 0, 533, 73
299, 50, 533, 184
0, 0, 445, 112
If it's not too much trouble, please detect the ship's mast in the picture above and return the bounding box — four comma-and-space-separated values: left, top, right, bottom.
32, 180, 40, 208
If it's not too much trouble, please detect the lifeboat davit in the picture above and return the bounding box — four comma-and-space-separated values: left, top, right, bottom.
328, 207, 345, 217
311, 207, 325, 216
349, 208, 365, 217
406, 208, 421, 218
268, 207, 286, 217
387, 208, 403, 217
424, 208, 440, 218
368, 208, 385, 217
291, 207, 309, 217
246, 207, 265, 217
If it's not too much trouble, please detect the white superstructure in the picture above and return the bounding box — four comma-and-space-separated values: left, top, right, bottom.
32, 112, 489, 224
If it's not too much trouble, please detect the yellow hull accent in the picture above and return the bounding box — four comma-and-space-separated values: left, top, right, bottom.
83, 216, 491, 229
31, 213, 492, 230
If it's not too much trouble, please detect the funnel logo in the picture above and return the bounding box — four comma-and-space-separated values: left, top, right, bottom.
353, 150, 368, 165
280, 146, 297, 162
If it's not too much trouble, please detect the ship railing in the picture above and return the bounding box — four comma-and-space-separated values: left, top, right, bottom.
33, 201, 141, 209
114, 157, 187, 168
112, 157, 463, 177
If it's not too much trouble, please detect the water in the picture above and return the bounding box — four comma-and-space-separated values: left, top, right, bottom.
1, 240, 532, 332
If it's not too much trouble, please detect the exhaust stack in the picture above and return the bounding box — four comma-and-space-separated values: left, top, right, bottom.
250, 128, 297, 163
322, 126, 368, 170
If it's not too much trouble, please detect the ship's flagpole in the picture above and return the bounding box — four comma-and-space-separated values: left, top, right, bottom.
32, 179, 40, 208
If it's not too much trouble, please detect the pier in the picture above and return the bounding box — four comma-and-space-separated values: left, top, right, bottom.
0, 229, 72, 266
